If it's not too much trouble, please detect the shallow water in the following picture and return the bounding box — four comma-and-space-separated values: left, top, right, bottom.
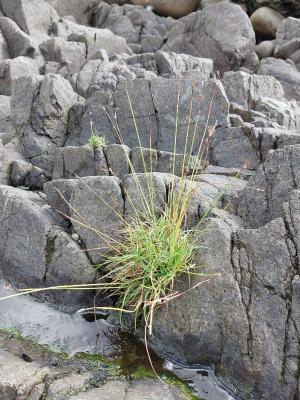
0, 282, 238, 400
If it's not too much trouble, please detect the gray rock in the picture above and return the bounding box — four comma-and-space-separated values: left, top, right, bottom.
10, 159, 33, 186
152, 213, 297, 400
274, 38, 300, 62
276, 17, 300, 42
11, 74, 82, 174
0, 95, 14, 136
54, 19, 131, 59
44, 178, 77, 217
0, 185, 96, 310
163, 2, 255, 73
122, 172, 168, 220
0, 17, 37, 58
238, 144, 300, 228
0, 350, 50, 399
0, 137, 25, 185
45, 0, 102, 25
10, 159, 50, 189
46, 372, 92, 400
222, 71, 284, 110
131, 146, 159, 173
210, 127, 260, 170
69, 76, 229, 154
255, 40, 275, 59
254, 97, 300, 130
39, 38, 86, 75
0, 0, 59, 44
0, 56, 42, 96
70, 176, 124, 263
104, 143, 130, 178
154, 51, 213, 79
0, 28, 9, 60
52, 145, 109, 180
257, 57, 300, 101
141, 35, 164, 53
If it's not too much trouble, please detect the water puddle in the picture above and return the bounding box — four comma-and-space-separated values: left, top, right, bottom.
0, 282, 238, 400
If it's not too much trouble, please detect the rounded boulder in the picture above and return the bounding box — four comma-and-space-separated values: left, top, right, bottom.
131, 0, 199, 18
250, 6, 285, 39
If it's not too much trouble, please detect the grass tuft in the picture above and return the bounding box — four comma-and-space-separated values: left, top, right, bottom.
88, 122, 107, 148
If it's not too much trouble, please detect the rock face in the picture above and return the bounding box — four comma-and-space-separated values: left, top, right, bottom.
0, 185, 96, 311
152, 193, 300, 399
0, 0, 300, 399
163, 2, 256, 73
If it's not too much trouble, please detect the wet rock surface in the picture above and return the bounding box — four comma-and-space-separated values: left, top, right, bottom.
0, 0, 300, 399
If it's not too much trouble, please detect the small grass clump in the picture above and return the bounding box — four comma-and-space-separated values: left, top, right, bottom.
102, 200, 199, 333
88, 123, 107, 149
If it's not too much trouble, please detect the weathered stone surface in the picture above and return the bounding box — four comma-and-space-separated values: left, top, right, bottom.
10, 159, 50, 189
238, 145, 300, 228
39, 38, 86, 75
255, 40, 275, 59
276, 17, 300, 42
210, 127, 260, 169
0, 0, 59, 44
52, 145, 109, 180
0, 350, 50, 399
122, 172, 168, 220
54, 19, 131, 59
0, 137, 25, 185
0, 28, 9, 60
222, 71, 284, 110
152, 213, 298, 400
45, 0, 101, 24
163, 2, 256, 73
0, 56, 42, 96
0, 185, 96, 310
104, 143, 130, 178
11, 74, 82, 174
74, 52, 213, 98
70, 176, 124, 263
0, 95, 14, 135
68, 77, 229, 154
257, 58, 300, 101
0, 17, 37, 58
44, 178, 77, 217
46, 372, 93, 400
250, 7, 284, 39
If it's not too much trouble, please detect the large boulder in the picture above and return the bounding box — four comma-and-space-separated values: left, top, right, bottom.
0, 17, 37, 58
250, 0, 300, 18
163, 2, 256, 73
131, 0, 199, 18
250, 7, 284, 40
152, 212, 299, 400
0, 0, 59, 43
0, 185, 96, 311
